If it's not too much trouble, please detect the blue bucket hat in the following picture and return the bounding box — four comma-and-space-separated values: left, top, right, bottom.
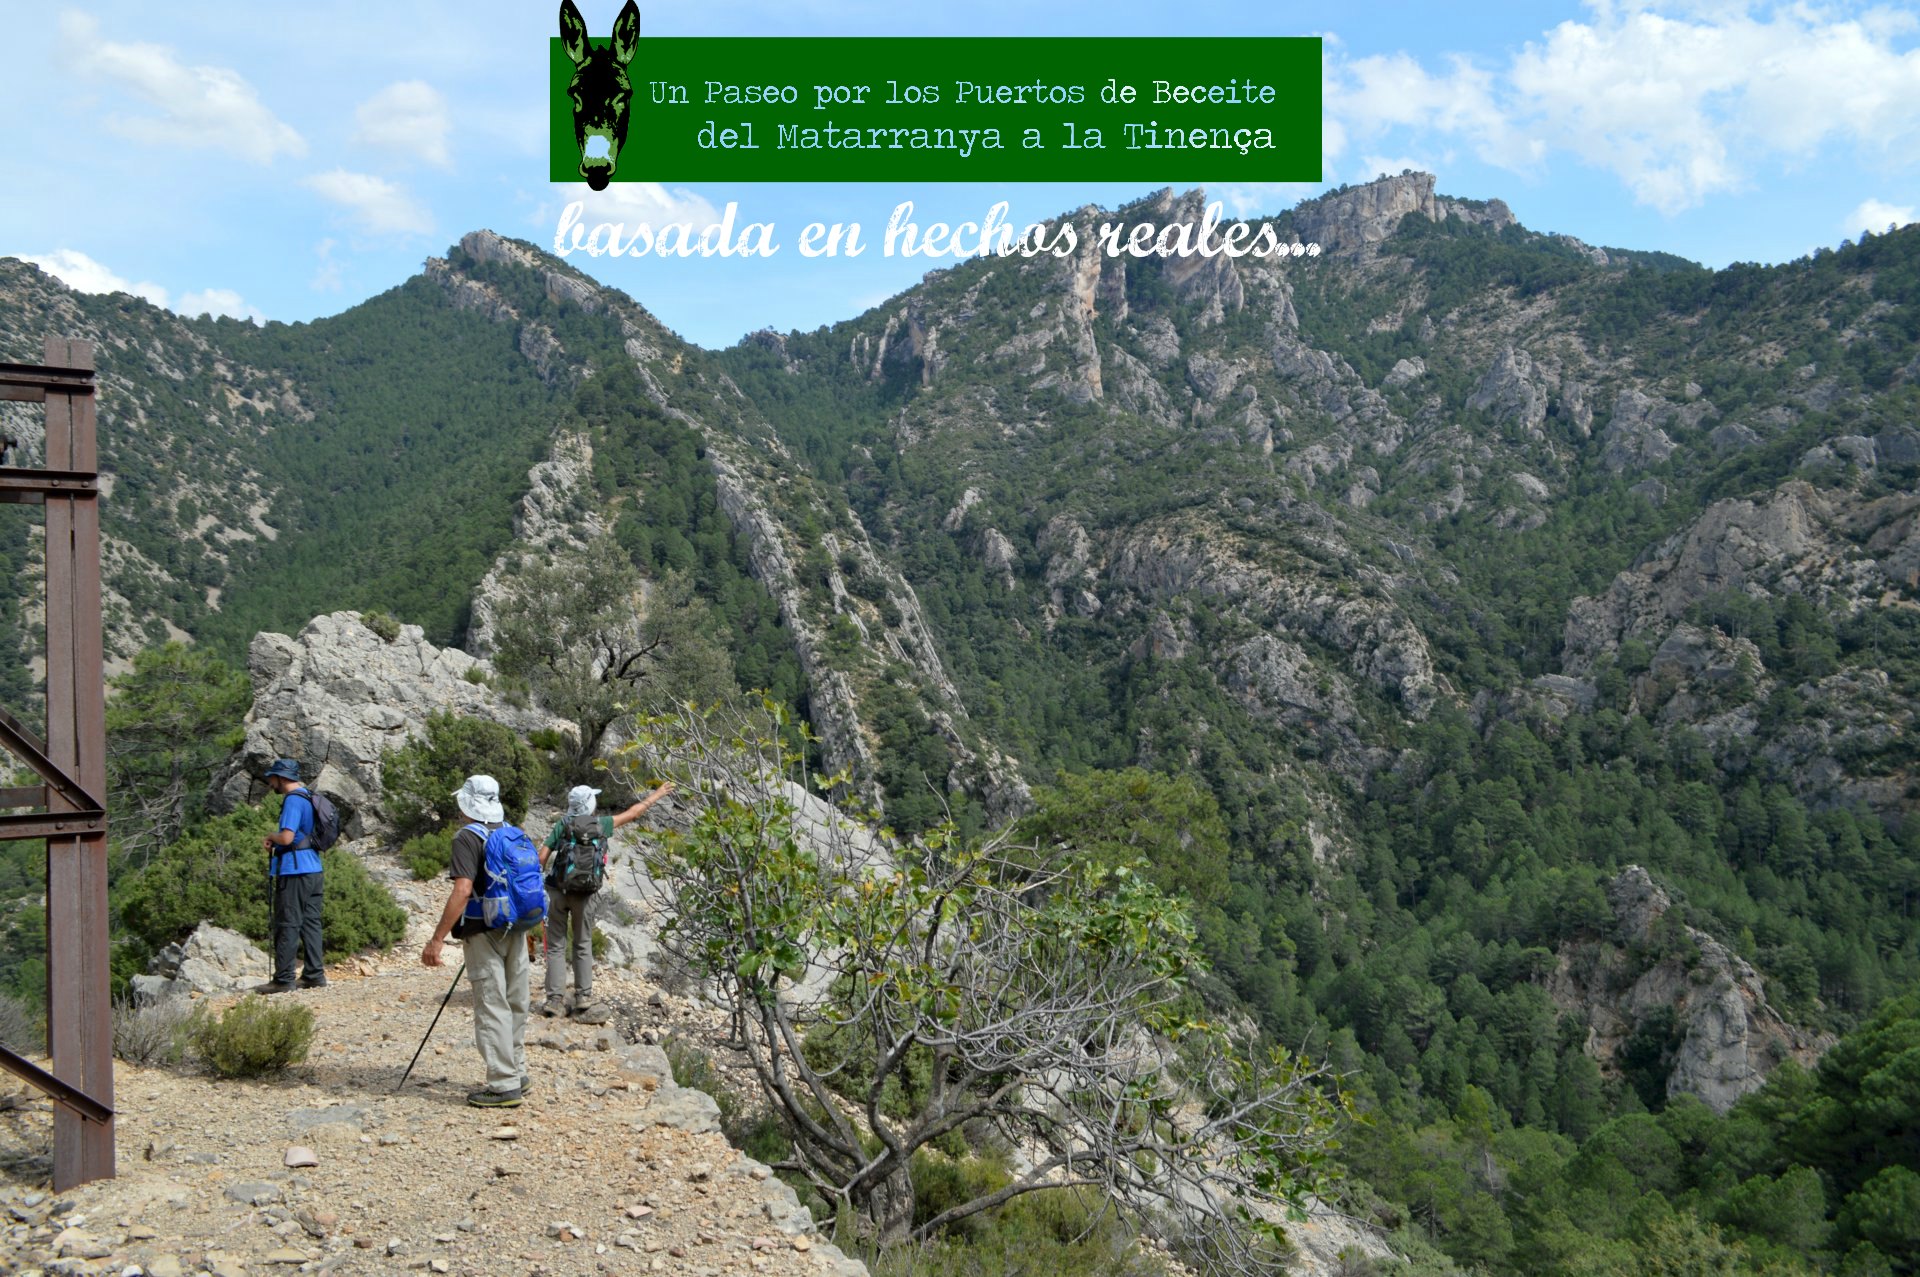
262, 758, 301, 782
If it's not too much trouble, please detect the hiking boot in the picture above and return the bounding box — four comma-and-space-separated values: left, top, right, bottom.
255, 981, 296, 995
520, 1074, 532, 1094
299, 976, 328, 989
569, 1003, 610, 1025
538, 996, 567, 1018
467, 1086, 523, 1108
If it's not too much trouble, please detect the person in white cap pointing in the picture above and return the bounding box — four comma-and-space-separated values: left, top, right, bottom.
538, 780, 673, 1021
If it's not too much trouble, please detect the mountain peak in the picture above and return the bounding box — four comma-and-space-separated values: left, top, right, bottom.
1292, 170, 1515, 255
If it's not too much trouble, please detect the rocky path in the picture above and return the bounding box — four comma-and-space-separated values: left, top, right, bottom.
0, 932, 866, 1277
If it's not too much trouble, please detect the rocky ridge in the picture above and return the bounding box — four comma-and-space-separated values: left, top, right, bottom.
426, 230, 1033, 827
1549, 867, 1829, 1113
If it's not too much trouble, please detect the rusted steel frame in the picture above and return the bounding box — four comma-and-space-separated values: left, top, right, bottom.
0, 812, 108, 840
0, 364, 95, 392
0, 704, 103, 812
0, 1045, 113, 1124
0, 336, 116, 1188
0, 468, 99, 502
0, 785, 47, 807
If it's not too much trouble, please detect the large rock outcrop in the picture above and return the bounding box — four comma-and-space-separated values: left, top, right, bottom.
130, 923, 270, 1005
219, 612, 571, 834
1548, 867, 1827, 1113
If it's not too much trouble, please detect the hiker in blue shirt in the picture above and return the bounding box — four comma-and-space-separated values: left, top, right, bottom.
259, 758, 326, 993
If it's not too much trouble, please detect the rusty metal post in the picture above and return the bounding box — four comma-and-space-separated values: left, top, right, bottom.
40, 335, 113, 1188
0, 336, 113, 1188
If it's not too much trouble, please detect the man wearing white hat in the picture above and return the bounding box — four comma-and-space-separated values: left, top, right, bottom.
538, 781, 673, 1021
422, 774, 532, 1107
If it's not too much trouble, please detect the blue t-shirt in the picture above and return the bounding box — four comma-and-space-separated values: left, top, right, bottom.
272, 789, 323, 877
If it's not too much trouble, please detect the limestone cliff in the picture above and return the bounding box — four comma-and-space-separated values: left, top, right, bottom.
1549, 867, 1828, 1113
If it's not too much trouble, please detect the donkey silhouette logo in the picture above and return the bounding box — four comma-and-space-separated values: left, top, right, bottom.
559, 0, 640, 190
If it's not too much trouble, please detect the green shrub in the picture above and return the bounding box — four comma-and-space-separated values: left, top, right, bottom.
318, 848, 409, 954
862, 1185, 1169, 1277
527, 727, 568, 753
378, 711, 549, 838
113, 804, 408, 978
463, 667, 488, 685
400, 828, 454, 881
361, 610, 401, 643
188, 995, 316, 1077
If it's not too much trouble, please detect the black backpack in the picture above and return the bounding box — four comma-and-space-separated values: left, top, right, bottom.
293, 789, 341, 852
551, 813, 608, 895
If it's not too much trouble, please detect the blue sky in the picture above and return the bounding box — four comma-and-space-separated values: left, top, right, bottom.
3, 1, 1918, 350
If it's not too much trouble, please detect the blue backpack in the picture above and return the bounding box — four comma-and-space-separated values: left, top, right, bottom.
461, 823, 547, 932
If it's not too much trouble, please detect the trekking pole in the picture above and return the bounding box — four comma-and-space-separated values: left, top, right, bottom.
396, 962, 465, 1092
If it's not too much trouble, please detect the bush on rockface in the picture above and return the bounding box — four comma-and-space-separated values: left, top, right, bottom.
379, 711, 549, 839
188, 995, 315, 1078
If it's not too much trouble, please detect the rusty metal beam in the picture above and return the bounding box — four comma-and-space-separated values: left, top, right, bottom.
0, 468, 99, 503
0, 1046, 113, 1125
0, 786, 47, 808
0, 364, 95, 393
0, 812, 108, 840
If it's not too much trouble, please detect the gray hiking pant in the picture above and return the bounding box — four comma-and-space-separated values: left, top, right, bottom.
463, 927, 530, 1094
271, 870, 324, 985
543, 887, 594, 1007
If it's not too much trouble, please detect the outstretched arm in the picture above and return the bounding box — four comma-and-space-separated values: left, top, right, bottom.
611, 782, 675, 829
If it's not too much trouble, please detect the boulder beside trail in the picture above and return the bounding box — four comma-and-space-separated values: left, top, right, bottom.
131, 923, 270, 1004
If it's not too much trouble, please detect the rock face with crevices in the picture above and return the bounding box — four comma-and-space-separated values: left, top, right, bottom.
217, 612, 572, 835
1548, 867, 1829, 1113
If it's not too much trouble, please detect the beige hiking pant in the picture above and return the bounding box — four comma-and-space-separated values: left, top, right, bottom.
462, 927, 530, 1093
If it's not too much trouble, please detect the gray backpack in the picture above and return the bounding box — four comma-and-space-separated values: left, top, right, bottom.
551, 813, 607, 895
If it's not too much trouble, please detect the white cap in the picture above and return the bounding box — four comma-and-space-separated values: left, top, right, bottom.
454, 775, 505, 824
566, 785, 601, 817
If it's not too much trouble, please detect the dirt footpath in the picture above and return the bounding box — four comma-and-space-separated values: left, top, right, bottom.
0, 948, 866, 1277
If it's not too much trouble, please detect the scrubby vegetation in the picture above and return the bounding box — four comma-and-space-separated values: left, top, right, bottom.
187, 995, 316, 1078
378, 712, 550, 838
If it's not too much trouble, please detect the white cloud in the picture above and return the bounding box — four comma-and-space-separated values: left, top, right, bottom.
353, 81, 452, 169
1214, 182, 1326, 218
19, 249, 261, 322
1323, 2, 1920, 214
18, 248, 169, 307
539, 183, 723, 234
310, 238, 343, 292
58, 10, 306, 161
177, 287, 264, 323
1844, 197, 1917, 236
301, 170, 433, 236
